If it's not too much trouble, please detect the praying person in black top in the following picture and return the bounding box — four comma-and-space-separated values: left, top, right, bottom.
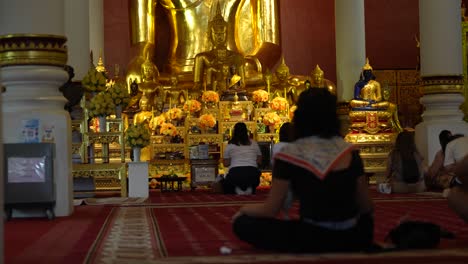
232, 88, 375, 253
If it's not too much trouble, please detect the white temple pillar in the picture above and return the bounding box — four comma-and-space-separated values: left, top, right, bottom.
0, 0, 73, 217
64, 0, 91, 80
89, 0, 105, 65
64, 0, 104, 80
335, 0, 366, 102
416, 0, 468, 166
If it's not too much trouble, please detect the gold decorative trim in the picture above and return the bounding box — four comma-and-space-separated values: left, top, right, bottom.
421, 76, 464, 94
0, 34, 67, 67
344, 133, 397, 144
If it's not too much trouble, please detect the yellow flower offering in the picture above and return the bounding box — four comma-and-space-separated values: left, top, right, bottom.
199, 113, 217, 129
263, 112, 281, 126
252, 89, 269, 103
166, 107, 183, 120
289, 105, 297, 120
270, 96, 288, 111
159, 122, 178, 137
183, 99, 202, 113
201, 91, 220, 103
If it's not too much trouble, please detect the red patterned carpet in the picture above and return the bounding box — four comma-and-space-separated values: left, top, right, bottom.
5, 188, 468, 264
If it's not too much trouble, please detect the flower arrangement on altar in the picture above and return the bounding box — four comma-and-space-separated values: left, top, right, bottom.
87, 92, 115, 118
82, 68, 107, 93
201, 90, 220, 103
151, 114, 166, 131
269, 96, 288, 112
166, 107, 183, 120
125, 123, 151, 148
199, 113, 217, 129
252, 89, 269, 103
262, 112, 281, 127
183, 99, 202, 114
108, 82, 130, 108
159, 122, 179, 137
289, 105, 297, 120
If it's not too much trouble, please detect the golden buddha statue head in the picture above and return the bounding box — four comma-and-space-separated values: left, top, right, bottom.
139, 94, 150, 111
141, 53, 159, 84
311, 64, 324, 87
362, 58, 373, 71
209, 2, 228, 47
275, 56, 290, 82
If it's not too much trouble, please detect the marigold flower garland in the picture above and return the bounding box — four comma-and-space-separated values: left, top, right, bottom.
125, 123, 151, 148
252, 89, 269, 103
262, 112, 281, 127
159, 122, 178, 137
166, 107, 183, 120
151, 114, 166, 131
269, 96, 288, 111
183, 99, 202, 114
199, 113, 217, 129
201, 91, 220, 103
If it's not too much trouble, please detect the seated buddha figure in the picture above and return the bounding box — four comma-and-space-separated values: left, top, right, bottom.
310, 64, 336, 95
126, 0, 281, 88
349, 58, 402, 134
127, 54, 160, 113
273, 56, 305, 106
193, 4, 246, 100
350, 59, 389, 109
133, 95, 153, 127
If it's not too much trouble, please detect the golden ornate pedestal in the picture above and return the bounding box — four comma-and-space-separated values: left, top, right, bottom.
345, 133, 397, 182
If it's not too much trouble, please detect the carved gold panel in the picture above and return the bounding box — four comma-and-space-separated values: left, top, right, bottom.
72, 163, 127, 197
373, 70, 397, 86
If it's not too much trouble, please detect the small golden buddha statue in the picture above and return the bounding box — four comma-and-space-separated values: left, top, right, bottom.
348, 58, 402, 134
350, 59, 389, 109
310, 64, 336, 95
192, 3, 246, 94
273, 56, 304, 106
133, 95, 153, 126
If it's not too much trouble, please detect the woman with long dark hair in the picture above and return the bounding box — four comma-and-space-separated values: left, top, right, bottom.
385, 130, 425, 193
231, 88, 374, 253
222, 122, 262, 194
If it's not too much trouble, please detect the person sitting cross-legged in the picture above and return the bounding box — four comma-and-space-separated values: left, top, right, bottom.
232, 88, 375, 253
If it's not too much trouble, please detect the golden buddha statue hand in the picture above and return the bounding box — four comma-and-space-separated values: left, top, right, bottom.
127, 0, 281, 89
310, 64, 336, 95
350, 58, 389, 110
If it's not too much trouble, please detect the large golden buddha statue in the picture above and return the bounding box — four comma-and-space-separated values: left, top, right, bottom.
193, 3, 246, 94
127, 0, 281, 90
